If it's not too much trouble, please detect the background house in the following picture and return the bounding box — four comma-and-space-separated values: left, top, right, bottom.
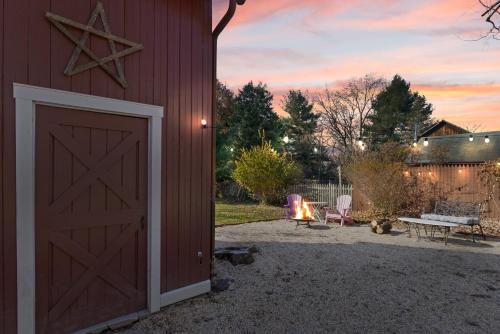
419, 120, 469, 138
409, 128, 500, 218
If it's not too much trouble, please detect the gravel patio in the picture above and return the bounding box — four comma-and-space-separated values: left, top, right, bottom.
118, 220, 500, 334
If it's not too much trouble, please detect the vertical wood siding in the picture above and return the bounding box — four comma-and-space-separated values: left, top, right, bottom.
0, 1, 213, 332
352, 164, 499, 218
0, 0, 4, 330
408, 164, 500, 218
201, 0, 213, 283
428, 125, 467, 137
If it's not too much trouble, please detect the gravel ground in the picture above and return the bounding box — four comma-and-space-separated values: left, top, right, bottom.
119, 220, 500, 334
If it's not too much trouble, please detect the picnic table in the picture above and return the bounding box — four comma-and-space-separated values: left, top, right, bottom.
398, 217, 460, 245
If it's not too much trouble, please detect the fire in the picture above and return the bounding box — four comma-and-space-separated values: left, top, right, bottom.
294, 200, 313, 220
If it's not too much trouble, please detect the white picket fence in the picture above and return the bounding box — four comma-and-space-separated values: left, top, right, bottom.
288, 182, 353, 209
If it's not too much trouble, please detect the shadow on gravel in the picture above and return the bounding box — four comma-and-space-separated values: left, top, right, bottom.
116, 236, 500, 334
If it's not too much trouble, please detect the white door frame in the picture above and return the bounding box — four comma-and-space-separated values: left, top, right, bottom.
13, 83, 163, 334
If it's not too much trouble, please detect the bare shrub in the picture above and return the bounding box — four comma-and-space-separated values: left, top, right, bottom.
345, 142, 444, 218
478, 159, 500, 217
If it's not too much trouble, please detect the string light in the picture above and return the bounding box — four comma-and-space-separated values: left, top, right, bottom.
485, 136, 490, 144
412, 141, 418, 148
423, 138, 429, 147
469, 135, 474, 142
313, 147, 319, 153
283, 136, 290, 144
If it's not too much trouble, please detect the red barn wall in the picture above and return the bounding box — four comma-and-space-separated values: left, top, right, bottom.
0, 1, 213, 332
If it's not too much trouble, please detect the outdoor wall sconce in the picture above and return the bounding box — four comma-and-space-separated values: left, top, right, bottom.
423, 138, 429, 147
485, 135, 490, 143
469, 135, 474, 142
201, 119, 208, 128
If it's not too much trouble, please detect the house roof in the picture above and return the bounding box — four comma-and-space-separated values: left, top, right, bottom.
409, 131, 500, 165
419, 120, 469, 138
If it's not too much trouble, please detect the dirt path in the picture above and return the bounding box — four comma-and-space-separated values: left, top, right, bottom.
119, 221, 500, 334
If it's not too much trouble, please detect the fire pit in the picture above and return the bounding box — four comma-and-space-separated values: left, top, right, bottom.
291, 200, 317, 227
291, 217, 317, 227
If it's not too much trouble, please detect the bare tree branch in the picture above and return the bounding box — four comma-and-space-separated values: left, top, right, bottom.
314, 75, 386, 156
478, 0, 500, 39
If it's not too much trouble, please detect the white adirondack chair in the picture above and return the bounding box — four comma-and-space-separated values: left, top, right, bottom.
325, 195, 353, 226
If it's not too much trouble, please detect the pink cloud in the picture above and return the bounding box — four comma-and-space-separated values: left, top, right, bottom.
214, 0, 335, 27
214, 0, 487, 34
216, 1, 500, 130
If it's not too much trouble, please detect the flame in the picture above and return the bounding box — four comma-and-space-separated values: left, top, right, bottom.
294, 200, 313, 220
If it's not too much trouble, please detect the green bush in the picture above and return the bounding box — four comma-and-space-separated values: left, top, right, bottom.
233, 141, 302, 205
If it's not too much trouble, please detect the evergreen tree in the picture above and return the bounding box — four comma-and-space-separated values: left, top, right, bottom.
282, 90, 325, 179
232, 82, 283, 152
215, 81, 237, 182
365, 75, 433, 145
406, 92, 434, 142
282, 90, 319, 137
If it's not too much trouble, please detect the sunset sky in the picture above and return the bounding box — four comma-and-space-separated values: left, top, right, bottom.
213, 0, 500, 131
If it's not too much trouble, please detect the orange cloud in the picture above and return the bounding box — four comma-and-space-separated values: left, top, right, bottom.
267, 82, 500, 130
414, 83, 500, 99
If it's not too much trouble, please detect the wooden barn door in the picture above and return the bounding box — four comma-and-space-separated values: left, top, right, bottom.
35, 105, 148, 334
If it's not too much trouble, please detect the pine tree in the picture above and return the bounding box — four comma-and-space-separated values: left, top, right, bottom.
232, 82, 283, 152
215, 81, 237, 182
282, 90, 319, 137
282, 90, 328, 179
365, 75, 433, 145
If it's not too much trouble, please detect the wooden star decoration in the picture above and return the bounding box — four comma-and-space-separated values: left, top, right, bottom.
46, 2, 143, 88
